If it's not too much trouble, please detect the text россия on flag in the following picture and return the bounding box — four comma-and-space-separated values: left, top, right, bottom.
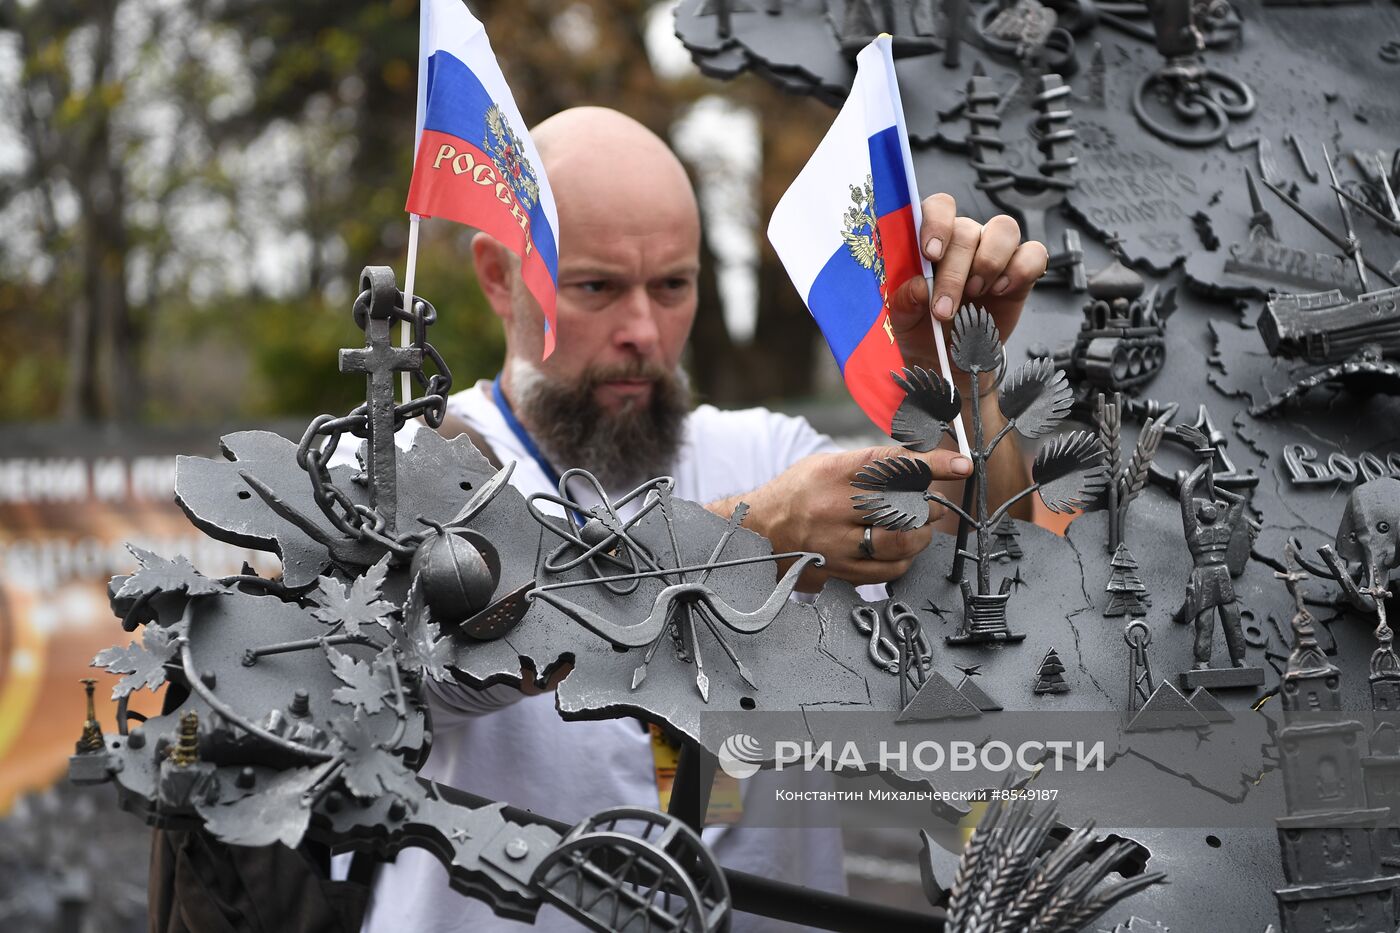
767, 38, 927, 435
405, 0, 561, 356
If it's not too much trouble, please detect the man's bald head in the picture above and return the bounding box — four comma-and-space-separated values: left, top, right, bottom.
472, 106, 702, 486
530, 107, 700, 237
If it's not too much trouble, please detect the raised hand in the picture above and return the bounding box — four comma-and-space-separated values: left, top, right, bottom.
886, 193, 1049, 379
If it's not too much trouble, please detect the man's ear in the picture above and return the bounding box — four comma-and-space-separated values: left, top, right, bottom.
471, 232, 514, 324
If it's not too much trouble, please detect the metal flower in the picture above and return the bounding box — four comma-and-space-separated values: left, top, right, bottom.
1033, 431, 1110, 513
891, 366, 963, 452
999, 358, 1073, 439
951, 305, 1003, 374
851, 456, 935, 531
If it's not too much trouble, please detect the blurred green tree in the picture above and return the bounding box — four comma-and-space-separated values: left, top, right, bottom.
0, 0, 830, 424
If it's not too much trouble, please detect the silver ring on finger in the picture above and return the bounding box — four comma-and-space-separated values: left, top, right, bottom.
858, 525, 876, 560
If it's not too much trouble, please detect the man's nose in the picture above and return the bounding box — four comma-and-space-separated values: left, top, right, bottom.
612, 286, 661, 356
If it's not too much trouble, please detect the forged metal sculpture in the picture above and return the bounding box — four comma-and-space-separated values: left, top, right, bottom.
674, 1, 1400, 928
1291, 476, 1400, 614
1174, 425, 1262, 689
851, 304, 1108, 645
72, 264, 1184, 932
65, 1, 1400, 929
71, 268, 742, 932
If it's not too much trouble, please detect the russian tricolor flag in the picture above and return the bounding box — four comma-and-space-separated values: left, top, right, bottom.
405, 0, 561, 356
769, 37, 953, 439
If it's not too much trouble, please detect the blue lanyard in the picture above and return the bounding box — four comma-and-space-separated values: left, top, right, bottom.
491, 374, 565, 493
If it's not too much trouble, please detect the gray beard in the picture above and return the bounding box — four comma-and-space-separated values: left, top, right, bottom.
507, 358, 692, 489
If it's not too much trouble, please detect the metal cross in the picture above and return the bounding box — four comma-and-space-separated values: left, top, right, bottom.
339, 269, 421, 534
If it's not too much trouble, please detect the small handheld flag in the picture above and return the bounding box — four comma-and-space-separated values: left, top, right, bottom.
405, 0, 561, 357
767, 35, 968, 456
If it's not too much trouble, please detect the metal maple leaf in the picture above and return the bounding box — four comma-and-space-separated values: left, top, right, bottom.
310, 554, 394, 637
891, 366, 962, 452
115, 546, 226, 601
195, 765, 323, 849
951, 305, 1003, 374
326, 645, 396, 717
999, 358, 1073, 439
1033, 431, 1110, 513
91, 619, 186, 699
332, 715, 424, 808
851, 456, 935, 531
389, 575, 453, 684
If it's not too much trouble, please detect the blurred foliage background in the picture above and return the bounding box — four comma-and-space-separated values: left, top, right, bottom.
0, 0, 838, 426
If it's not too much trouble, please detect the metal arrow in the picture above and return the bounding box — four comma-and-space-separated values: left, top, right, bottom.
1323, 144, 1368, 291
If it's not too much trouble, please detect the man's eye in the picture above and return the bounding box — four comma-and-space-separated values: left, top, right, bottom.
574, 281, 609, 294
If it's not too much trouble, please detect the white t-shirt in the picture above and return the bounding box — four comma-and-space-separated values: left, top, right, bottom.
358, 381, 849, 933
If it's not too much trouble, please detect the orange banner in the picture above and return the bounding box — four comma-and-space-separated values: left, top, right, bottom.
0, 444, 273, 811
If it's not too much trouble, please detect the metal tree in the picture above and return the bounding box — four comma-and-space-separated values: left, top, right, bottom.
853, 305, 1109, 643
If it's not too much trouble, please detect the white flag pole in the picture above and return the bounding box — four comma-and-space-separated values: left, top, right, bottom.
402, 0, 431, 406
878, 37, 971, 458
400, 213, 421, 405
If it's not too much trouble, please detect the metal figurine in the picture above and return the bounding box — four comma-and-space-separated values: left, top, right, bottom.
75, 678, 104, 754
1176, 426, 1263, 690
1289, 477, 1400, 614
1132, 0, 1255, 147
1033, 254, 1169, 398
1365, 577, 1395, 681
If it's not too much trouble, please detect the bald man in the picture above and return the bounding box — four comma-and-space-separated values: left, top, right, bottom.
357, 107, 1047, 932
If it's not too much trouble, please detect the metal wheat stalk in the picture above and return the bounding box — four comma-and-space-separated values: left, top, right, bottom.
942, 798, 1166, 933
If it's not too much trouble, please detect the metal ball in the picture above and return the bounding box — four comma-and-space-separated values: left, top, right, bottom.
410, 529, 497, 624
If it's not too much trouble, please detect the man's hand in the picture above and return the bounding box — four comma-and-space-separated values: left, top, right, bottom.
886, 193, 1049, 376
709, 446, 974, 592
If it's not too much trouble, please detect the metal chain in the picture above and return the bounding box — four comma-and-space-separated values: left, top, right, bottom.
295, 286, 454, 551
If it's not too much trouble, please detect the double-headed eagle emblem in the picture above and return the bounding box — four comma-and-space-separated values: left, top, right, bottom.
484, 104, 541, 211
841, 174, 886, 287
